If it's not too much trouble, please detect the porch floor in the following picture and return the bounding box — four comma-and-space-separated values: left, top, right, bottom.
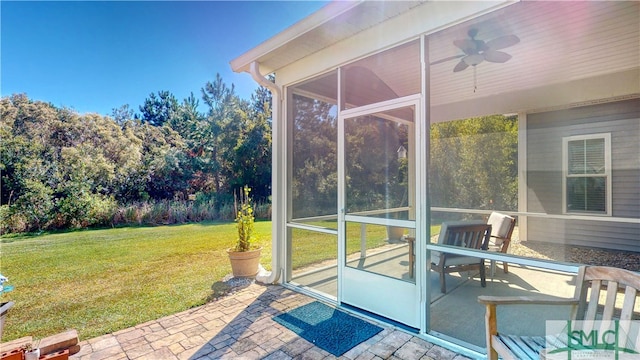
70, 283, 472, 360
291, 244, 577, 350
69, 246, 578, 359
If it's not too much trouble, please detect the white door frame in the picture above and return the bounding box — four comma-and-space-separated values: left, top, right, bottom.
337, 94, 422, 328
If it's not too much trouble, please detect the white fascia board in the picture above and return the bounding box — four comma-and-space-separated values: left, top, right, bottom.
229, 1, 364, 74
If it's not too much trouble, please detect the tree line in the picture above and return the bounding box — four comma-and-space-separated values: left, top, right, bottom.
288, 93, 518, 220
1, 74, 272, 234
1, 75, 518, 234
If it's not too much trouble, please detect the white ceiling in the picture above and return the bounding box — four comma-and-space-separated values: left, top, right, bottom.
249, 1, 639, 116
428, 1, 640, 107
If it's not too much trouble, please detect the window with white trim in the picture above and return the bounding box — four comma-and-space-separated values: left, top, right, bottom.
562, 133, 611, 215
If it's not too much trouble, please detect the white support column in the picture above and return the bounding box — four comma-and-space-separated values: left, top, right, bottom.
336, 67, 346, 305
517, 112, 528, 242
249, 62, 284, 284
419, 33, 431, 335
360, 224, 367, 258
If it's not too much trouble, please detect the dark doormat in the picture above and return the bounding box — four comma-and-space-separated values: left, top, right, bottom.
273, 301, 383, 356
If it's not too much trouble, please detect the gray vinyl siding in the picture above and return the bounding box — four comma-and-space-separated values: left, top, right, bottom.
526, 99, 640, 252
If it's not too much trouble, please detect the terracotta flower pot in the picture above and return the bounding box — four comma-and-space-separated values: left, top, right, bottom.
227, 247, 262, 278
387, 226, 405, 242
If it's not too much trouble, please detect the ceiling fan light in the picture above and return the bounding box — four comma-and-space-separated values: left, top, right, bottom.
464, 54, 484, 66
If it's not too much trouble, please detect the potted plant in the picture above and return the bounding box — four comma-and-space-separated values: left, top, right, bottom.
227, 186, 262, 277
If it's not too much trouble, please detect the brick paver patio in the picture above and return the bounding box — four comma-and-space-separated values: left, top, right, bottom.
71, 283, 472, 360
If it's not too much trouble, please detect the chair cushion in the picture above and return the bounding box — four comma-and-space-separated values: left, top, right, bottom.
431, 252, 482, 266
487, 241, 502, 251
487, 212, 514, 240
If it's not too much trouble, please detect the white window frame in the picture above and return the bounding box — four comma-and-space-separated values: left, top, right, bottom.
562, 133, 612, 216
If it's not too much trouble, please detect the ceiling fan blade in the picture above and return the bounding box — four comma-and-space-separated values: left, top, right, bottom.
430, 54, 464, 65
453, 59, 469, 72
484, 50, 512, 63
486, 35, 520, 50
453, 39, 477, 55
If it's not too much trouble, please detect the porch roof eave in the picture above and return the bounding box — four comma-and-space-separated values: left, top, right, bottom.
229, 1, 361, 75
229, 1, 429, 75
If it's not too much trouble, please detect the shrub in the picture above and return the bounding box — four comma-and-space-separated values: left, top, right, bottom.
141, 201, 170, 225
13, 179, 55, 231
0, 205, 27, 234
218, 202, 235, 221
170, 201, 189, 223
87, 195, 117, 227
56, 192, 117, 229
253, 201, 271, 220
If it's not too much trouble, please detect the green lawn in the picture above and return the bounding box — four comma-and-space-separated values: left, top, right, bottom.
0, 221, 273, 341
290, 221, 411, 270
0, 220, 441, 342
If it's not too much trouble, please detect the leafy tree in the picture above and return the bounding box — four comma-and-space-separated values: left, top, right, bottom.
228, 100, 272, 201
132, 122, 191, 200
1, 94, 59, 207
290, 94, 337, 218
430, 115, 518, 212
197, 73, 239, 198
345, 114, 407, 212
111, 104, 136, 125
139, 91, 179, 127
250, 74, 273, 118
169, 92, 201, 138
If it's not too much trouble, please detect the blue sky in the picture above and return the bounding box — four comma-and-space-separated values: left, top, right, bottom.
1, 1, 327, 116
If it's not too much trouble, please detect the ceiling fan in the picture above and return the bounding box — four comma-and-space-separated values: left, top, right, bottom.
432, 28, 520, 72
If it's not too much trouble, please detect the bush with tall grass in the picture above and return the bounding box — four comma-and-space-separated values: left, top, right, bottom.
1, 192, 271, 234
109, 197, 271, 228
